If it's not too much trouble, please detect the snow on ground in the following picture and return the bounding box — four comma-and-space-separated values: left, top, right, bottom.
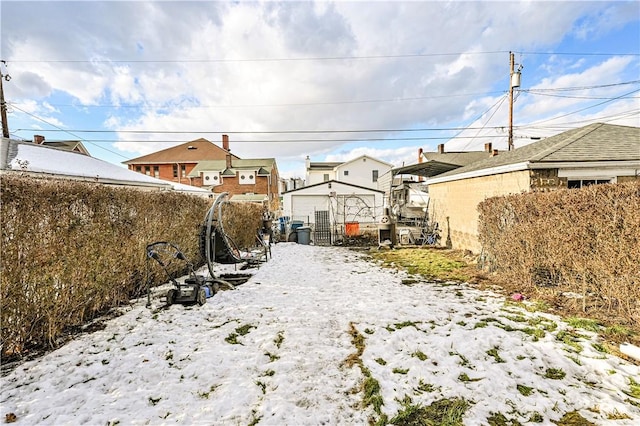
1, 243, 639, 425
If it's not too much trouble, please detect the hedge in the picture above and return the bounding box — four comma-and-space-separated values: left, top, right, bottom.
1, 174, 263, 359
478, 181, 640, 325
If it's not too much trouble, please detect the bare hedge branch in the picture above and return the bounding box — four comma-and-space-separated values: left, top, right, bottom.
1, 174, 264, 358
478, 181, 640, 325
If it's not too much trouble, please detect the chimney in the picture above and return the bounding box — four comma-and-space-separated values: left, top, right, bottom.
222, 134, 229, 151
437, 143, 445, 154
491, 149, 499, 157
34, 135, 45, 144
305, 155, 311, 170
484, 142, 492, 153
226, 152, 232, 169
418, 148, 423, 163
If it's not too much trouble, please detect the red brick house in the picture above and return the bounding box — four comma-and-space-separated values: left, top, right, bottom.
123, 136, 240, 185
124, 135, 280, 210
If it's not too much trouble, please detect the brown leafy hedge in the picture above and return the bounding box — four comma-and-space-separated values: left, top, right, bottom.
478, 181, 640, 326
1, 175, 262, 359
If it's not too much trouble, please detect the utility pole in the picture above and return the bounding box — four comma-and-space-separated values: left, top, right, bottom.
0, 60, 10, 138
508, 52, 521, 151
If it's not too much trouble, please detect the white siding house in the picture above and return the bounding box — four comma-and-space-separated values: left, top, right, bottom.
305, 155, 393, 191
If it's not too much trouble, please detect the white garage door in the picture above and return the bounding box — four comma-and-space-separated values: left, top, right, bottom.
291, 195, 329, 224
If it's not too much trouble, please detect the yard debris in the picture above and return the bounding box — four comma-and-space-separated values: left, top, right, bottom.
511, 293, 526, 302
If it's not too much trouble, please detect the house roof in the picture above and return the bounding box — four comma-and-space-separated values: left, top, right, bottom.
283, 179, 385, 194
40, 140, 90, 155
308, 155, 394, 171
122, 138, 239, 165
188, 158, 276, 177
431, 123, 640, 182
309, 162, 342, 171
3, 139, 171, 189
230, 194, 268, 203
337, 154, 395, 169
392, 151, 491, 178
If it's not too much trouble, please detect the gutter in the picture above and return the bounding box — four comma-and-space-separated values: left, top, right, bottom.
426, 162, 530, 185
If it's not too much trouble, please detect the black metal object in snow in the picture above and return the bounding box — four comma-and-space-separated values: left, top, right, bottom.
199, 192, 270, 275
146, 241, 225, 307
314, 210, 331, 246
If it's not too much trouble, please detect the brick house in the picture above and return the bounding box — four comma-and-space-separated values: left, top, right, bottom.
123, 136, 240, 185
188, 156, 280, 210
425, 123, 640, 252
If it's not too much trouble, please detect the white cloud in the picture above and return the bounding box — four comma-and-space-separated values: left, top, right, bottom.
1, 1, 638, 175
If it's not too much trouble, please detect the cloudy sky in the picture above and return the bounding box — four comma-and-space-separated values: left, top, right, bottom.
2, 1, 639, 178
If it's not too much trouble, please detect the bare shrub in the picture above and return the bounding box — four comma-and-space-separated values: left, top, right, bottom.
478, 181, 640, 326
220, 202, 264, 250
1, 174, 209, 358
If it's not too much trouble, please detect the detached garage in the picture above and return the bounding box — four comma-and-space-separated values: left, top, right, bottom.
282, 180, 385, 244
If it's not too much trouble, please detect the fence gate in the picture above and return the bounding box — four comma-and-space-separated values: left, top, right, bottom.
314, 210, 331, 245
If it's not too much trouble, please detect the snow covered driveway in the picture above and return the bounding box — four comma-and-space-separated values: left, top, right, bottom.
2, 243, 639, 425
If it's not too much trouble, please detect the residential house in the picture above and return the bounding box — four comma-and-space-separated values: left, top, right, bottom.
305, 154, 393, 190
1, 137, 211, 196
188, 156, 280, 209
31, 134, 91, 156
123, 136, 240, 185
282, 180, 385, 244
424, 123, 640, 253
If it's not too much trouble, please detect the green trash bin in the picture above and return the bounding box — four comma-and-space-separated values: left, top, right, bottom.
297, 226, 311, 245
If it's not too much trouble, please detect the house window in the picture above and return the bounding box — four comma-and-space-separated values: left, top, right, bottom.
153, 166, 159, 178
323, 174, 329, 182
135, 166, 141, 173
344, 170, 349, 176
372, 170, 379, 182
145, 166, 150, 176
173, 165, 178, 178
567, 179, 610, 189
181, 165, 186, 176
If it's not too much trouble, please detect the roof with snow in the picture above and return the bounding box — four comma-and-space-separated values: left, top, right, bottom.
1, 139, 210, 195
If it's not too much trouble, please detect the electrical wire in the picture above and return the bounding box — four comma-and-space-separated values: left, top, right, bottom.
9, 104, 130, 159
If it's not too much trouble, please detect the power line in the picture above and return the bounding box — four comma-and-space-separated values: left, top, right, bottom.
7, 51, 512, 64
13, 125, 513, 135
526, 88, 640, 126
10, 90, 506, 109
9, 104, 130, 159
8, 50, 638, 65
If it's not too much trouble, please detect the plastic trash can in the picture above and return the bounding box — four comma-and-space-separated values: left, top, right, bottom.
290, 220, 304, 231
297, 226, 311, 245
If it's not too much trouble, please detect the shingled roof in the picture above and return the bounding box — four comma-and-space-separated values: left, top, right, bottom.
430, 123, 639, 182
122, 138, 239, 165
188, 158, 277, 177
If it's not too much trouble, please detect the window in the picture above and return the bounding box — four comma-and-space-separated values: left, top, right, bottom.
173, 165, 178, 178
135, 166, 141, 173
153, 166, 159, 178
144, 166, 150, 176
567, 179, 610, 189
181, 165, 186, 176
372, 170, 379, 182
344, 170, 349, 176
323, 174, 330, 182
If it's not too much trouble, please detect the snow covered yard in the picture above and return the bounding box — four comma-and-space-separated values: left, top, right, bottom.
1, 243, 639, 425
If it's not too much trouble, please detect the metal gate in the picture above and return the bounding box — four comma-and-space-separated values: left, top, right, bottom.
314, 210, 331, 246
